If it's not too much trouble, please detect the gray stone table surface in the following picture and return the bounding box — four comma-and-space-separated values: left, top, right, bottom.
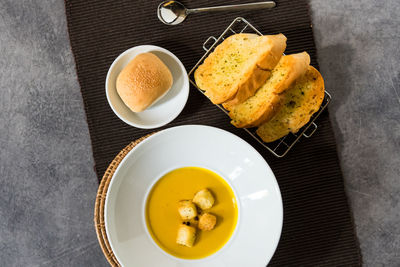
0, 0, 398, 266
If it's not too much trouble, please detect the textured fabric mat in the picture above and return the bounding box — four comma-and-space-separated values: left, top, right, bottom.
65, 0, 361, 265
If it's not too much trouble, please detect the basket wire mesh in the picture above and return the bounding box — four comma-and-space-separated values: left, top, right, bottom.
188, 17, 331, 157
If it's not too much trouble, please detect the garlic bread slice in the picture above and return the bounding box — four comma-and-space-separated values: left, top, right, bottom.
195, 33, 286, 104
229, 52, 310, 128
256, 66, 325, 142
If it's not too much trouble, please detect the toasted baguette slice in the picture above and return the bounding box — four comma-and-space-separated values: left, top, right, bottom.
194, 33, 287, 104
229, 52, 310, 128
256, 66, 325, 142
222, 34, 288, 109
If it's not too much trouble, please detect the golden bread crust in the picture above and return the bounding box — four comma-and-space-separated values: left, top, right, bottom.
256, 66, 325, 142
229, 52, 310, 128
116, 53, 173, 112
194, 33, 287, 104
222, 34, 288, 110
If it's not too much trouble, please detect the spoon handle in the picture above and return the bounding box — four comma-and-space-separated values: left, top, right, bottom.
187, 1, 276, 14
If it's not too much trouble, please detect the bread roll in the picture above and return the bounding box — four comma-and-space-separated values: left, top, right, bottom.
116, 53, 173, 112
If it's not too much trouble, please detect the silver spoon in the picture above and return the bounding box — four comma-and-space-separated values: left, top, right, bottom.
157, 1, 276, 25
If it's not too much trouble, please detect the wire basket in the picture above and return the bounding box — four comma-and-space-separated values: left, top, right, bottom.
188, 17, 331, 158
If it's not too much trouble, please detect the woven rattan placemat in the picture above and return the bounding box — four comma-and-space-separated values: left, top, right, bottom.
94, 134, 153, 267
66, 0, 361, 265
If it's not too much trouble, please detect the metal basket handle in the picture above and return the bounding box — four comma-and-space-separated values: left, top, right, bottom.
303, 122, 318, 138
203, 36, 217, 51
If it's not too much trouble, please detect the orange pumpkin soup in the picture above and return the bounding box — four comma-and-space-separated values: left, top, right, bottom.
145, 167, 238, 259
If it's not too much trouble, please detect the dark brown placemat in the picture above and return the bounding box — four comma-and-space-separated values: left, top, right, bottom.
65, 0, 361, 265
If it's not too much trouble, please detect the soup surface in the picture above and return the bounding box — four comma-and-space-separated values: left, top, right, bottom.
145, 166, 238, 259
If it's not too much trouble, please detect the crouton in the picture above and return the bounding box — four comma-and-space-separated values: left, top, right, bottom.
176, 224, 196, 247
198, 213, 217, 231
178, 200, 197, 220
193, 189, 215, 210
